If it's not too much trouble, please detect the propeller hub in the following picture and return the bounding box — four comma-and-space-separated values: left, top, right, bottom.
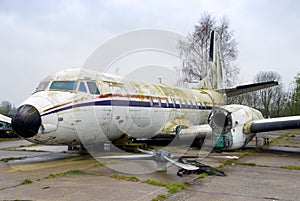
208, 107, 232, 134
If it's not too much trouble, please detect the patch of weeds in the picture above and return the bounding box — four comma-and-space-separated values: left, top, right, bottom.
152, 194, 167, 201
144, 179, 188, 194
0, 156, 26, 162
64, 169, 87, 175
223, 159, 238, 166
280, 165, 300, 170
0, 138, 21, 142
270, 133, 293, 144
90, 162, 103, 168
17, 149, 46, 152
238, 162, 257, 166
19, 143, 38, 147
45, 169, 87, 179
198, 172, 209, 179
240, 149, 257, 156
45, 173, 62, 179
21, 179, 33, 185
111, 174, 140, 182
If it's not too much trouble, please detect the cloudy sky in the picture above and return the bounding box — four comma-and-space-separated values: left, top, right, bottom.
1, 0, 299, 105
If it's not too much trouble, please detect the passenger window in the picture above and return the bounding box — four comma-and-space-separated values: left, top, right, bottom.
190, 100, 193, 109
172, 98, 176, 108
158, 97, 162, 107
78, 82, 87, 92
185, 100, 190, 108
149, 96, 154, 107
179, 99, 182, 108
194, 101, 198, 108
87, 81, 100, 95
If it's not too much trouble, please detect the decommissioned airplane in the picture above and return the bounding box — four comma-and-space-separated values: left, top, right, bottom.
2, 31, 300, 164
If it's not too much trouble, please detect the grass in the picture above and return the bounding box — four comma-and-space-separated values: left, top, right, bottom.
239, 148, 257, 156
0, 137, 21, 142
198, 172, 209, 179
144, 179, 188, 194
0, 156, 26, 162
270, 133, 293, 144
21, 179, 33, 185
238, 162, 257, 166
152, 194, 167, 201
222, 159, 238, 166
45, 169, 87, 179
45, 173, 61, 179
280, 165, 300, 170
111, 174, 140, 182
64, 169, 87, 175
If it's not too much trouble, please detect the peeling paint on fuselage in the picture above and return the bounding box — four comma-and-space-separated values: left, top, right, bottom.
24, 68, 225, 145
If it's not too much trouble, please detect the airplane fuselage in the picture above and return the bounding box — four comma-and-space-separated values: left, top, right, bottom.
12, 68, 224, 146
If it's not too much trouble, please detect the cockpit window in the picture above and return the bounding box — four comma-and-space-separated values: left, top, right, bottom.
78, 82, 87, 92
87, 81, 100, 95
50, 81, 77, 91
35, 82, 49, 92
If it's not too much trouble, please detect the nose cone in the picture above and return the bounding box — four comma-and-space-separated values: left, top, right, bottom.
12, 104, 41, 138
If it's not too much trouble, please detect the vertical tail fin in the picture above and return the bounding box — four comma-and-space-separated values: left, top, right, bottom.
195, 31, 224, 89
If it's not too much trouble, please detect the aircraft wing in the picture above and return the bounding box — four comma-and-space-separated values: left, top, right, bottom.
219, 81, 278, 97
245, 115, 300, 133
0, 114, 11, 124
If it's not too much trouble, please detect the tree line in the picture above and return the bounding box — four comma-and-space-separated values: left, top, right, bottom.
227, 71, 300, 117
0, 101, 16, 118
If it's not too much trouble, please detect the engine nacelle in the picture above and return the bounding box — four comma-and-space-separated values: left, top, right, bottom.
208, 104, 263, 150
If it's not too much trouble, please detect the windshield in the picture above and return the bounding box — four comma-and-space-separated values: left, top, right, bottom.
50, 81, 77, 91
35, 82, 50, 92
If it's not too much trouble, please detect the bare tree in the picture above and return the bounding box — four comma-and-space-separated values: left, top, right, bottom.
0, 101, 15, 117
253, 71, 285, 117
177, 13, 239, 87
228, 71, 286, 117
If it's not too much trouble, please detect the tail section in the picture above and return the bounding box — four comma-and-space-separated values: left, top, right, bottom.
196, 30, 224, 89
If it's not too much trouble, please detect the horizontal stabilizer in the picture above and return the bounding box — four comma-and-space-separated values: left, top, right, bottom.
220, 81, 278, 97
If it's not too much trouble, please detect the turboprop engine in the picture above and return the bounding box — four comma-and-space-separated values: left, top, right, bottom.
208, 104, 263, 150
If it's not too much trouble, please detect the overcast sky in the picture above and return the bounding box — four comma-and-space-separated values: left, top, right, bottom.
1, 0, 299, 105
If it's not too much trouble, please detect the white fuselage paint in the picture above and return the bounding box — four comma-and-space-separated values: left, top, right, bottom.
21, 68, 224, 145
